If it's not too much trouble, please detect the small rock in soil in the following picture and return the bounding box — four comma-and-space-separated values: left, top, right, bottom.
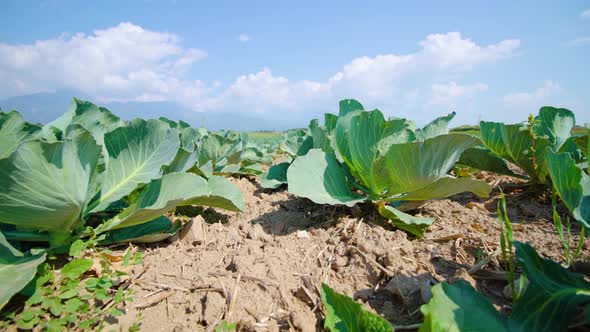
179, 215, 206, 246
248, 223, 272, 242
384, 274, 431, 309
296, 230, 309, 239
291, 310, 317, 332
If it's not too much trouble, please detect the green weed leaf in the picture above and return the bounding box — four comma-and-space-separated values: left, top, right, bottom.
321, 283, 392, 332
60, 258, 93, 280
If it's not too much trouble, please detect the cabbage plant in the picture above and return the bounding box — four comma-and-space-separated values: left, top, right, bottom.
259, 129, 312, 189
471, 107, 581, 184
195, 130, 272, 176
0, 99, 244, 246
0, 99, 245, 307
286, 100, 491, 236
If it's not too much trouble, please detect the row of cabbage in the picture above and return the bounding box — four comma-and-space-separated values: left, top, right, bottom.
0, 98, 277, 309
261, 100, 590, 331
260, 99, 588, 235
1, 97, 588, 330
258, 99, 589, 331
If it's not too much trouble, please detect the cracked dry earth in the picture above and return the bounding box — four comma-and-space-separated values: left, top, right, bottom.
110, 173, 589, 331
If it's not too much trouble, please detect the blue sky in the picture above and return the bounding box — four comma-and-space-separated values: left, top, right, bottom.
1, 0, 589, 128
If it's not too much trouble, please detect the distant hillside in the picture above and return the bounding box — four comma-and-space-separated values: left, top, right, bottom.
0, 91, 293, 131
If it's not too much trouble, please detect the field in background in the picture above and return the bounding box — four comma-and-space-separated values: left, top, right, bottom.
247, 131, 283, 144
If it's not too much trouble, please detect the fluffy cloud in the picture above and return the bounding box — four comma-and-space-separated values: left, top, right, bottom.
418, 32, 519, 70
0, 22, 208, 102
502, 80, 561, 107
328, 54, 415, 102
215, 68, 329, 112
238, 34, 251, 42
327, 33, 518, 99
430, 82, 488, 105
0, 24, 520, 122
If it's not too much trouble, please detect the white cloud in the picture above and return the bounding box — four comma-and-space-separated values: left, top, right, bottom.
430, 82, 488, 105
215, 31, 514, 117
567, 36, 590, 47
581, 9, 590, 18
419, 32, 519, 70
238, 34, 251, 43
0, 25, 521, 123
208, 68, 330, 114
502, 80, 561, 107
328, 54, 415, 101
0, 22, 208, 102
322, 32, 517, 115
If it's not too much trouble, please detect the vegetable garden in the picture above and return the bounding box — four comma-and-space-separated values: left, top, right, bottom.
0, 98, 588, 331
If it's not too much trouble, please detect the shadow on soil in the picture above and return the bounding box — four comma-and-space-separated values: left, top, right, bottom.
249, 198, 345, 235
354, 256, 513, 326
353, 272, 434, 325
247, 195, 399, 237
175, 205, 230, 224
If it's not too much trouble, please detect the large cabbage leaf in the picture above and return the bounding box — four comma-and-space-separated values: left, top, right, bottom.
259, 130, 312, 189
164, 125, 203, 174
44, 98, 124, 148
374, 134, 483, 198
100, 216, 181, 245
338, 99, 364, 116
534, 106, 575, 151
287, 149, 366, 206
259, 162, 290, 189
334, 109, 414, 195
420, 281, 508, 332
0, 111, 41, 159
87, 119, 179, 213
457, 146, 524, 178
545, 149, 589, 228
0, 231, 46, 310
415, 111, 456, 141
509, 242, 590, 331
97, 173, 244, 232
309, 118, 334, 154
165, 147, 200, 174
0, 129, 101, 242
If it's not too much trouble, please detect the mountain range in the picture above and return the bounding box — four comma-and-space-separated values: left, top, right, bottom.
0, 90, 292, 131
